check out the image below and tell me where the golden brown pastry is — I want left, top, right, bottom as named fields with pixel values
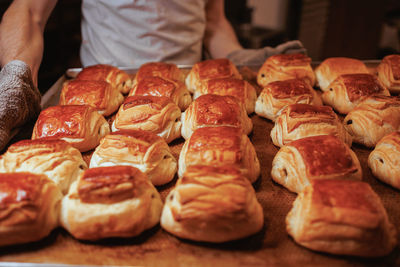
left=314, top=57, right=369, bottom=91
left=368, top=131, right=400, bottom=189
left=181, top=94, right=253, bottom=140
left=255, top=78, right=322, bottom=121
left=321, top=73, right=390, bottom=114
left=193, top=77, right=257, bottom=114
left=344, top=95, right=400, bottom=147
left=59, top=79, right=124, bottom=116
left=185, top=58, right=242, bottom=93
left=129, top=76, right=192, bottom=111
left=377, top=54, right=400, bottom=94
left=257, top=53, right=315, bottom=87
left=134, top=62, right=185, bottom=84
left=90, top=130, right=177, bottom=186
left=76, top=64, right=133, bottom=94
left=178, top=126, right=260, bottom=183
left=271, top=104, right=352, bottom=147
left=112, top=95, right=181, bottom=143
left=0, top=172, right=62, bottom=247
left=32, top=105, right=110, bottom=152
left=161, top=165, right=264, bottom=243
left=60, top=166, right=163, bottom=241
left=286, top=179, right=397, bottom=257
left=0, top=139, right=87, bottom=194
left=271, top=135, right=362, bottom=193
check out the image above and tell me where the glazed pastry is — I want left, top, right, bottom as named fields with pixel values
left=161, top=165, right=264, bottom=243
left=344, top=95, right=400, bottom=147
left=377, top=54, right=400, bottom=94
left=76, top=64, right=133, bottom=94
left=112, top=95, right=182, bottom=143
left=368, top=131, right=400, bottom=189
left=134, top=62, right=185, bottom=84
left=0, top=139, right=87, bottom=194
left=321, top=73, right=390, bottom=114
left=90, top=130, right=177, bottom=186
left=314, top=57, right=369, bottom=91
left=32, top=105, right=110, bottom=152
left=286, top=179, right=397, bottom=257
left=193, top=77, right=257, bottom=114
left=129, top=76, right=192, bottom=111
left=178, top=126, right=260, bottom=183
left=59, top=79, right=124, bottom=116
left=185, top=58, right=242, bottom=93
left=181, top=94, right=253, bottom=140
left=255, top=78, right=322, bottom=121
left=271, top=104, right=352, bottom=147
left=60, top=166, right=163, bottom=241
left=271, top=135, right=362, bottom=193
left=0, top=172, right=62, bottom=247
left=257, top=53, right=315, bottom=87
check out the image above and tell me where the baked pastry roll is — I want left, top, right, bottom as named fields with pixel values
left=377, top=54, right=400, bottom=93
left=0, top=139, right=87, bottom=194
left=0, top=172, right=62, bottom=247
left=193, top=77, right=257, bottom=114
left=129, top=76, right=192, bottom=111
left=185, top=58, right=242, bottom=93
left=90, top=130, right=177, bottom=186
left=344, top=95, right=400, bottom=147
left=161, top=165, right=264, bottom=243
left=134, top=62, right=185, bottom=84
left=59, top=79, right=124, bottom=116
left=178, top=126, right=260, bottom=183
left=368, top=131, right=400, bottom=189
left=181, top=94, right=253, bottom=140
left=321, top=73, right=390, bottom=114
left=76, top=64, right=132, bottom=94
left=286, top=179, right=397, bottom=257
left=112, top=95, right=181, bottom=143
left=314, top=57, right=369, bottom=91
left=271, top=104, right=352, bottom=147
left=60, top=166, right=163, bottom=241
left=32, top=105, right=110, bottom=152
left=271, top=135, right=362, bottom=193
left=255, top=78, right=322, bottom=121
left=257, top=53, right=315, bottom=87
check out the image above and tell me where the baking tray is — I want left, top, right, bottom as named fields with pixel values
left=1, top=62, right=399, bottom=266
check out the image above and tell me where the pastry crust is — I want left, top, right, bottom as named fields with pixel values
left=32, top=105, right=110, bottom=152
left=178, top=126, right=260, bottom=183
left=322, top=73, right=390, bottom=114
left=60, top=166, right=163, bottom=241
left=344, top=95, right=400, bottom=147
left=286, top=179, right=397, bottom=257
left=368, top=131, right=400, bottom=189
left=90, top=130, right=177, bottom=186
left=255, top=78, right=322, bottom=121
left=181, top=94, right=253, bottom=140
left=112, top=95, right=182, bottom=143
left=257, top=53, right=315, bottom=87
left=59, top=79, right=124, bottom=116
left=134, top=62, right=186, bottom=84
left=271, top=135, right=362, bottom=193
left=271, top=104, right=352, bottom=147
left=377, top=54, right=400, bottom=93
left=314, top=57, right=369, bottom=91
left=161, top=165, right=264, bottom=243
left=0, top=172, right=62, bottom=247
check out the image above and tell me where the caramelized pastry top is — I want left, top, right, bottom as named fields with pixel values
left=7, top=139, right=72, bottom=154
left=135, top=76, right=176, bottom=98
left=61, top=80, right=110, bottom=106
left=76, top=64, right=126, bottom=82
left=102, top=130, right=163, bottom=153
left=206, top=78, right=246, bottom=102
left=197, top=58, right=235, bottom=80
left=135, top=62, right=180, bottom=82
left=382, top=54, right=400, bottom=80
left=339, top=74, right=386, bottom=102
left=285, top=104, right=336, bottom=132
left=195, top=94, right=241, bottom=126
left=320, top=57, right=368, bottom=74
left=267, top=53, right=311, bottom=67
left=268, top=79, right=313, bottom=99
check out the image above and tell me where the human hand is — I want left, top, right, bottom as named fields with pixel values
left=0, top=60, right=41, bottom=150
left=226, top=40, right=307, bottom=66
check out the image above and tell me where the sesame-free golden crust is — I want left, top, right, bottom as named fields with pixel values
left=134, top=76, right=176, bottom=98
left=269, top=79, right=313, bottom=99
left=135, top=62, right=184, bottom=83
left=267, top=53, right=312, bottom=67
left=60, top=80, right=108, bottom=108
left=286, top=104, right=337, bottom=132
left=339, top=74, right=387, bottom=102
left=197, top=58, right=237, bottom=80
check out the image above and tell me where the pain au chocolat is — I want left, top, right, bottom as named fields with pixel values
left=286, top=179, right=397, bottom=257
left=60, top=166, right=163, bottom=241
left=178, top=126, right=260, bottom=183
left=32, top=105, right=110, bottom=152
left=271, top=135, right=362, bottom=193
left=134, top=62, right=186, bottom=84
left=90, top=130, right=177, bottom=186
left=377, top=54, right=400, bottom=94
